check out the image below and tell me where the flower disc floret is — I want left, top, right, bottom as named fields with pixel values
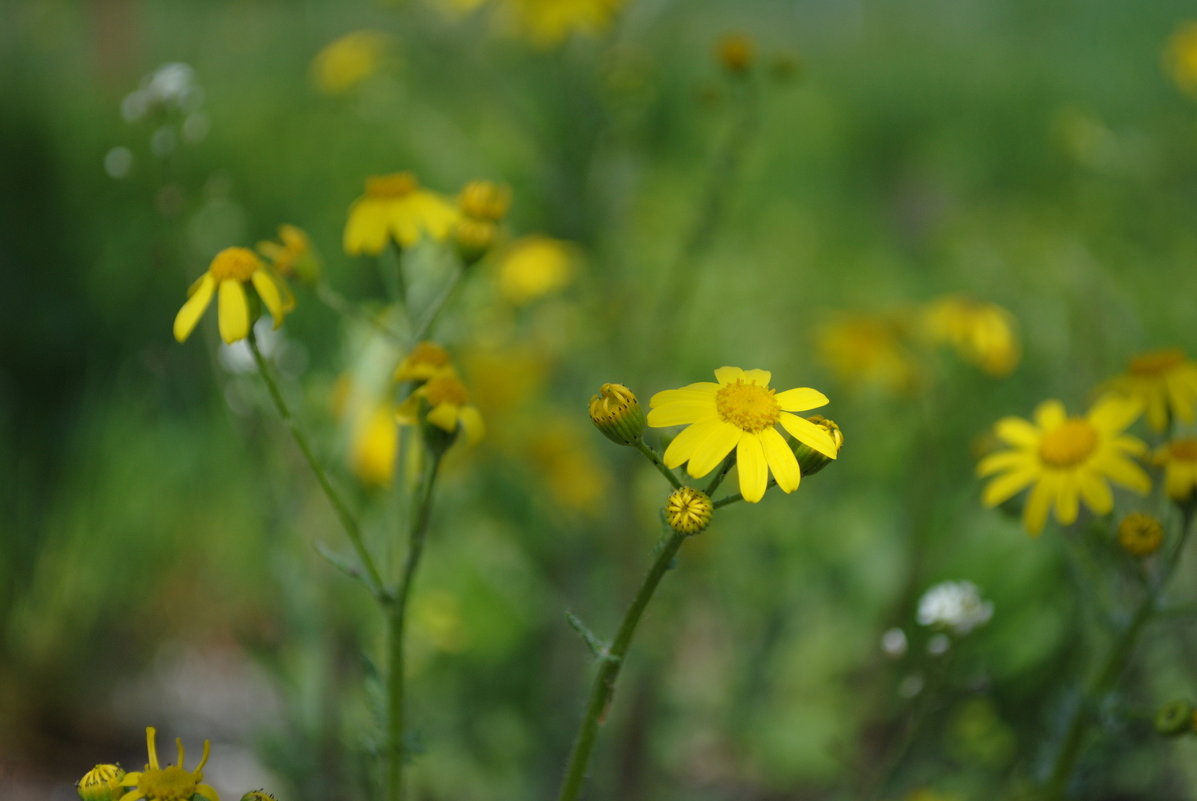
left=367, top=172, right=418, bottom=198
left=648, top=366, right=837, bottom=503
left=118, top=727, right=219, bottom=801
left=978, top=396, right=1150, bottom=536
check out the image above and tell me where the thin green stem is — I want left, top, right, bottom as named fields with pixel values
left=1041, top=507, right=1194, bottom=799
left=385, top=449, right=444, bottom=801
left=633, top=439, right=682, bottom=490
left=314, top=283, right=408, bottom=344
left=557, top=528, right=689, bottom=801
left=411, top=269, right=464, bottom=343
left=703, top=456, right=734, bottom=496
left=713, top=493, right=744, bottom=509
left=248, top=334, right=387, bottom=599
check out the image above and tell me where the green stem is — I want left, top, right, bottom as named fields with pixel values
left=557, top=528, right=689, bottom=801
left=248, top=334, right=387, bottom=599
left=633, top=439, right=682, bottom=490
left=385, top=449, right=444, bottom=801
left=703, top=456, right=734, bottom=496
left=1041, top=507, right=1194, bottom=799
left=314, top=283, right=408, bottom=344
left=411, top=270, right=464, bottom=343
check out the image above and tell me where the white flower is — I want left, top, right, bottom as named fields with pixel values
left=916, top=580, right=993, bottom=636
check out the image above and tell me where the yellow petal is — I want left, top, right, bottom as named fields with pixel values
left=1034, top=400, right=1067, bottom=430
left=1088, top=394, right=1141, bottom=432
left=739, top=368, right=773, bottom=386
left=344, top=198, right=390, bottom=255
left=1077, top=473, right=1114, bottom=515
left=426, top=402, right=459, bottom=432
left=1098, top=455, right=1151, bottom=494
left=977, top=450, right=1030, bottom=478
left=1054, top=473, right=1079, bottom=526
left=686, top=421, right=743, bottom=477
left=251, top=270, right=287, bottom=325
left=994, top=417, right=1038, bottom=447
left=714, top=366, right=746, bottom=385
left=662, top=420, right=724, bottom=470
left=981, top=467, right=1036, bottom=507
left=735, top=435, right=768, bottom=502
left=458, top=405, right=485, bottom=445
left=778, top=413, right=838, bottom=459
left=173, top=273, right=215, bottom=342
left=759, top=428, right=800, bottom=493
left=649, top=386, right=717, bottom=408
left=774, top=387, right=829, bottom=412
left=646, top=401, right=718, bottom=427
left=217, top=279, right=250, bottom=344
left=1022, top=476, right=1054, bottom=536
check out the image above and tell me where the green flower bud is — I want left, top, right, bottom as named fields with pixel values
left=1154, top=699, right=1194, bottom=737
left=664, top=487, right=713, bottom=535
left=589, top=383, right=646, bottom=445
left=792, top=415, right=843, bottom=476
left=76, top=764, right=125, bottom=801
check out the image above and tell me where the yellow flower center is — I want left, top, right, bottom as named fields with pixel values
left=424, top=374, right=469, bottom=406
left=1118, top=512, right=1164, bottom=557
left=1038, top=419, right=1098, bottom=467
left=135, top=765, right=201, bottom=801
left=208, top=247, right=260, bottom=282
left=716, top=380, right=780, bottom=433
left=366, top=172, right=418, bottom=198
left=1169, top=438, right=1197, bottom=461
left=1129, top=348, right=1185, bottom=376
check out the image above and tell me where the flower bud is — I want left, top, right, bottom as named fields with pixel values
left=792, top=416, right=843, bottom=476
left=588, top=383, right=645, bottom=445
left=454, top=217, right=500, bottom=266
left=459, top=180, right=511, bottom=222
left=1155, top=699, right=1194, bottom=737
left=241, top=792, right=279, bottom=801
left=1117, top=512, right=1164, bottom=558
left=716, top=33, right=755, bottom=75
left=664, top=487, right=714, bottom=535
left=76, top=764, right=126, bottom=801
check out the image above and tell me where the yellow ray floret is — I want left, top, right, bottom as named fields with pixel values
left=174, top=247, right=295, bottom=345
left=118, top=727, right=220, bottom=801
left=1104, top=348, right=1197, bottom=432
left=648, top=366, right=837, bottom=503
left=344, top=172, right=458, bottom=255
left=977, top=396, right=1150, bottom=536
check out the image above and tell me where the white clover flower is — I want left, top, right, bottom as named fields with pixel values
left=916, top=580, right=993, bottom=636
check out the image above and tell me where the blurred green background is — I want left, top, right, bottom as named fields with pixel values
left=3, top=0, right=1197, bottom=799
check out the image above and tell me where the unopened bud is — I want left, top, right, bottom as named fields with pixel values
left=77, top=765, right=125, bottom=801
left=664, top=487, right=714, bottom=535
left=588, top=383, right=645, bottom=445
left=1155, top=699, right=1194, bottom=737
left=1117, top=512, right=1164, bottom=558
left=792, top=416, right=843, bottom=476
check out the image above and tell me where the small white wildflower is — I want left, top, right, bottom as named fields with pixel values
left=916, top=580, right=993, bottom=636
left=880, top=627, right=908, bottom=658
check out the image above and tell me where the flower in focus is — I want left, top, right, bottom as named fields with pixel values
left=916, top=580, right=993, bottom=636
left=1156, top=437, right=1197, bottom=503
left=504, top=0, right=626, bottom=48
left=1165, top=21, right=1197, bottom=96
left=310, top=30, right=392, bottom=95
left=1117, top=512, right=1164, bottom=557
left=1104, top=348, right=1197, bottom=432
left=648, top=366, right=837, bottom=503
left=664, top=486, right=714, bottom=534
left=344, top=172, right=459, bottom=255
left=174, top=247, right=295, bottom=344
left=921, top=294, right=1020, bottom=377
left=588, top=383, right=645, bottom=445
left=494, top=235, right=578, bottom=305
left=816, top=313, right=920, bottom=394
left=119, top=727, right=219, bottom=801
left=257, top=224, right=320, bottom=284
left=77, top=764, right=125, bottom=801
left=977, top=397, right=1150, bottom=536
left=398, top=369, right=485, bottom=447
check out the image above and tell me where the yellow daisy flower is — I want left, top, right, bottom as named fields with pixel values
left=174, top=247, right=295, bottom=345
left=978, top=397, right=1150, bottom=536
left=257, top=223, right=319, bottom=284
left=398, top=369, right=485, bottom=446
left=310, top=30, right=391, bottom=95
left=494, top=235, right=578, bottom=305
left=351, top=404, right=399, bottom=488
left=505, top=0, right=625, bottom=48
left=118, top=727, right=219, bottom=801
left=647, top=366, right=838, bottom=503
left=1156, top=437, right=1197, bottom=502
left=1105, top=348, right=1197, bottom=432
left=343, top=172, right=459, bottom=256
left=815, top=312, right=920, bottom=394
left=921, top=294, right=1020, bottom=377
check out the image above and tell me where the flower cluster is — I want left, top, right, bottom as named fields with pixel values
left=396, top=341, right=485, bottom=452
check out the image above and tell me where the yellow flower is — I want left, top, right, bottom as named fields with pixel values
left=344, top=172, right=459, bottom=256
left=588, top=383, right=645, bottom=445
left=174, top=247, right=295, bottom=345
left=118, top=727, right=219, bottom=801
left=715, top=33, right=755, bottom=74
left=921, top=294, right=1020, bottom=376
left=664, top=486, right=714, bottom=534
left=647, top=366, right=838, bottom=503
left=1165, top=21, right=1197, bottom=96
left=1104, top=348, right=1197, bottom=431
left=77, top=764, right=125, bottom=801
left=495, top=235, right=577, bottom=305
left=526, top=417, right=610, bottom=514
left=395, top=341, right=453, bottom=382
left=257, top=223, right=319, bottom=284
left=978, top=397, right=1150, bottom=536
left=398, top=369, right=485, bottom=446
left=351, top=404, right=399, bottom=488
left=504, top=0, right=625, bottom=48
left=815, top=313, right=920, bottom=394
left=310, top=30, right=391, bottom=95
left=459, top=180, right=512, bottom=222
left=1156, top=437, right=1197, bottom=502
left=1117, top=512, right=1164, bottom=557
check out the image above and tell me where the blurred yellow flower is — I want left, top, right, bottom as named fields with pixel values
left=344, top=172, right=459, bottom=255
left=527, top=417, right=609, bottom=514
left=715, top=33, right=755, bottom=75
left=648, top=366, right=837, bottom=503
left=1156, top=437, right=1197, bottom=502
left=1105, top=348, right=1197, bottom=432
left=921, top=294, right=1020, bottom=376
left=257, top=223, right=319, bottom=284
left=978, top=397, right=1149, bottom=536
left=816, top=313, right=920, bottom=394
left=119, top=727, right=219, bottom=801
left=495, top=235, right=577, bottom=304
left=459, top=180, right=512, bottom=221
left=395, top=341, right=453, bottom=382
left=1117, top=512, right=1164, bottom=557
left=506, top=0, right=626, bottom=48
left=398, top=369, right=485, bottom=446
left=310, top=30, right=392, bottom=95
left=174, top=247, right=294, bottom=344
left=351, top=404, right=399, bottom=488
left=1165, top=21, right=1197, bottom=96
